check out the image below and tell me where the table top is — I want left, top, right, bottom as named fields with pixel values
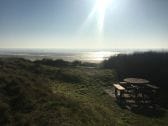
left=124, top=78, right=150, bottom=84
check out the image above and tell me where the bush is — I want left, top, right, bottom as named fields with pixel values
left=34, top=59, right=70, bottom=67
left=102, top=51, right=168, bottom=106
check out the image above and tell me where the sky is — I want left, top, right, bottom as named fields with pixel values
left=0, top=0, right=168, bottom=49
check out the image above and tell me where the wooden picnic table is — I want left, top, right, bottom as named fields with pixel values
left=123, top=78, right=150, bottom=94
left=114, top=78, right=159, bottom=107
left=123, top=78, right=159, bottom=104
left=124, top=78, right=150, bottom=85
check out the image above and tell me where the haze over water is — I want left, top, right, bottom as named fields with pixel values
left=0, top=48, right=163, bottom=63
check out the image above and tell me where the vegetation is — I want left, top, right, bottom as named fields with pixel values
left=0, top=56, right=168, bottom=126
left=34, top=59, right=98, bottom=67
left=102, top=51, right=168, bottom=107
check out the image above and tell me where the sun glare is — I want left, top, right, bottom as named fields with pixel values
left=96, top=0, right=111, bottom=33
left=79, top=0, right=112, bottom=36
left=96, top=0, right=111, bottom=12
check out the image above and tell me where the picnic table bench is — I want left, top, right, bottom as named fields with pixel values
left=113, top=84, right=125, bottom=99
left=146, top=84, right=159, bottom=90
left=142, top=84, right=159, bottom=103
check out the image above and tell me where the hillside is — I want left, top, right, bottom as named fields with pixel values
left=0, top=58, right=168, bottom=126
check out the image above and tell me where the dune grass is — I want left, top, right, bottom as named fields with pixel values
left=0, top=57, right=168, bottom=126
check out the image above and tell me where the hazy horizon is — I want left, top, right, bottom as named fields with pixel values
left=0, top=47, right=167, bottom=63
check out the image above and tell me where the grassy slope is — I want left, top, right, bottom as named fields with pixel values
left=0, top=58, right=168, bottom=126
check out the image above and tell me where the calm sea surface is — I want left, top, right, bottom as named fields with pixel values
left=0, top=49, right=149, bottom=63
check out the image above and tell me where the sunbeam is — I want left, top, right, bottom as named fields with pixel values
left=79, top=0, right=112, bottom=35
left=96, top=0, right=111, bottom=33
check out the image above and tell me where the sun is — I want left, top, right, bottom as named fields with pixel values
left=96, top=0, right=111, bottom=12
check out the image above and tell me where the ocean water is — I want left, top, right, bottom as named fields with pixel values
left=0, top=49, right=143, bottom=63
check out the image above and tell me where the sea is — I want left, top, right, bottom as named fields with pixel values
left=0, top=48, right=161, bottom=63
